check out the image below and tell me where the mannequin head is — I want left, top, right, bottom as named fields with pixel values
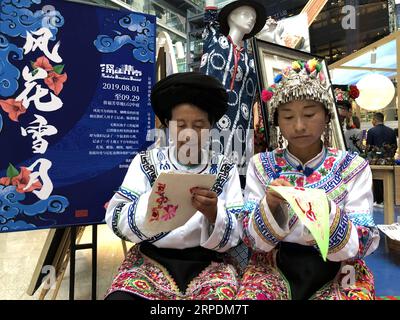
left=218, top=0, right=267, bottom=42
left=227, top=5, right=257, bottom=36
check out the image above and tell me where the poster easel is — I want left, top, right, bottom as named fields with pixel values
left=27, top=225, right=96, bottom=300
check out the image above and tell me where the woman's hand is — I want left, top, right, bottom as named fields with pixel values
left=266, top=178, right=292, bottom=214
left=191, top=187, right=218, bottom=223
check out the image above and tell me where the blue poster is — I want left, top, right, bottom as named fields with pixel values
left=0, top=0, right=156, bottom=232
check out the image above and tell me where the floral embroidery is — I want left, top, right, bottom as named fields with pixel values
left=238, top=251, right=375, bottom=300
left=217, top=287, right=235, bottom=299
left=296, top=176, right=304, bottom=187
left=160, top=204, right=178, bottom=221
left=106, top=245, right=239, bottom=300
left=276, top=157, right=287, bottom=167
left=323, top=157, right=336, bottom=170
left=150, top=183, right=179, bottom=222
left=256, top=293, right=270, bottom=300
left=327, top=148, right=339, bottom=156
left=273, top=165, right=282, bottom=179
left=134, top=279, right=150, bottom=290
left=150, top=208, right=161, bottom=222
left=318, top=168, right=329, bottom=176
left=279, top=176, right=290, bottom=183
left=306, top=171, right=322, bottom=184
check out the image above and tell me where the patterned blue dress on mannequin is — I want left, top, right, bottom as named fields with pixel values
left=199, top=7, right=257, bottom=273
left=200, top=8, right=256, bottom=184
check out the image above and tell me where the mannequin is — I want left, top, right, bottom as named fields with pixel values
left=201, top=0, right=266, bottom=187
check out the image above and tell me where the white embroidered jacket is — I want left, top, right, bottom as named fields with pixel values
left=106, top=147, right=243, bottom=252
left=240, top=147, right=380, bottom=261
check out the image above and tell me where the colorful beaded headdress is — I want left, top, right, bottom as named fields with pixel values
left=334, top=85, right=360, bottom=110
left=261, top=58, right=335, bottom=149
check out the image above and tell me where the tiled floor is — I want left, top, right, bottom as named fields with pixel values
left=0, top=207, right=399, bottom=300
left=0, top=225, right=133, bottom=300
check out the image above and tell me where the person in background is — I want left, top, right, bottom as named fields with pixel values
left=334, top=85, right=359, bottom=131
left=366, top=112, right=397, bottom=206
left=344, top=116, right=363, bottom=153
left=367, top=112, right=397, bottom=150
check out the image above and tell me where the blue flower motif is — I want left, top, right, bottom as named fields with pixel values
left=273, top=165, right=282, bottom=179
left=296, top=165, right=314, bottom=177
left=274, top=73, right=283, bottom=83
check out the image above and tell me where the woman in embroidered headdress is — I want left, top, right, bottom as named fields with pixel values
left=333, top=85, right=365, bottom=154
left=237, top=59, right=380, bottom=300
left=334, top=85, right=360, bottom=130
left=104, top=72, right=243, bottom=300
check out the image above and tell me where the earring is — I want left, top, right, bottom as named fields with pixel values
left=278, top=132, right=284, bottom=149
left=324, top=123, right=331, bottom=148
left=167, top=130, right=173, bottom=146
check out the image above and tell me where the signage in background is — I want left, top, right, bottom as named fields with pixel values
left=257, top=13, right=311, bottom=53
left=0, top=0, right=156, bottom=232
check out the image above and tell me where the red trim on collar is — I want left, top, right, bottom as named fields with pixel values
left=227, top=35, right=244, bottom=51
